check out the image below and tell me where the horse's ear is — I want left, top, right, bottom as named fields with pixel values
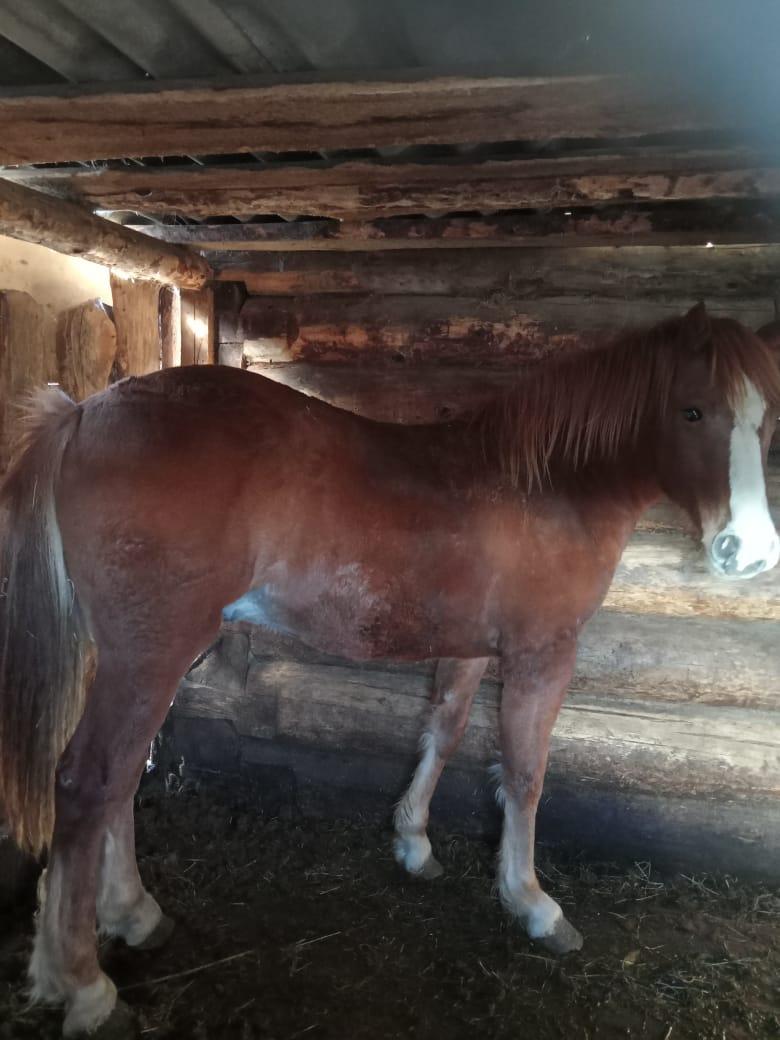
left=681, top=302, right=711, bottom=347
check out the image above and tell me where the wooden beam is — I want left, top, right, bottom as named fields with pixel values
left=35, top=151, right=780, bottom=221
left=0, top=178, right=212, bottom=289
left=237, top=295, right=775, bottom=365
left=126, top=204, right=780, bottom=252
left=217, top=244, right=780, bottom=299
left=0, top=71, right=743, bottom=165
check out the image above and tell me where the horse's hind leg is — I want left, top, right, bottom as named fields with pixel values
left=30, top=641, right=205, bottom=1038
left=394, top=657, right=487, bottom=878
left=96, top=788, right=173, bottom=951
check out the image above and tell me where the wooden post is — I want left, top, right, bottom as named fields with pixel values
left=0, top=178, right=211, bottom=290
left=180, top=286, right=215, bottom=365
left=0, top=290, right=56, bottom=467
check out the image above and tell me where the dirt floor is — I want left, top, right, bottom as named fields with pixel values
left=1, top=776, right=778, bottom=1040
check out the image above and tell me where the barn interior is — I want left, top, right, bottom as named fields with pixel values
left=0, top=3, right=778, bottom=1038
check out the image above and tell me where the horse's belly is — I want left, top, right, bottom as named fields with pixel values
left=221, top=577, right=496, bottom=661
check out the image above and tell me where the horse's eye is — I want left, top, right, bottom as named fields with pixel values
left=682, top=407, right=703, bottom=422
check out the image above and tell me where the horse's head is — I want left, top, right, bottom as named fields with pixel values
left=654, top=304, right=780, bottom=580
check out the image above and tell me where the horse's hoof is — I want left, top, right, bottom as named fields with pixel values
left=130, top=913, right=175, bottom=952
left=535, top=916, right=583, bottom=955
left=413, top=855, right=444, bottom=880
left=84, top=1000, right=139, bottom=1039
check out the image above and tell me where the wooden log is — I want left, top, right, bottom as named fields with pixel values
left=0, top=72, right=743, bottom=166
left=180, top=286, right=216, bottom=366
left=125, top=205, right=780, bottom=251
left=175, top=655, right=780, bottom=801
left=55, top=298, right=117, bottom=400
left=234, top=605, right=780, bottom=712
left=109, top=275, right=162, bottom=377
left=0, top=289, right=56, bottom=467
left=40, top=151, right=780, bottom=221
left=0, top=178, right=211, bottom=290
left=219, top=244, right=780, bottom=299
left=607, top=531, right=779, bottom=621
left=238, top=295, right=775, bottom=365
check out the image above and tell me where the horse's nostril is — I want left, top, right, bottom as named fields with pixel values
left=712, top=532, right=740, bottom=562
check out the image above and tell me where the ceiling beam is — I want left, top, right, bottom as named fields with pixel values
left=214, top=244, right=780, bottom=299
left=26, top=150, right=780, bottom=221
left=0, top=69, right=747, bottom=165
left=123, top=204, right=780, bottom=252
left=0, top=178, right=212, bottom=289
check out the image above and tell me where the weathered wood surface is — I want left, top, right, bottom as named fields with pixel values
left=176, top=622, right=780, bottom=802
left=0, top=290, right=55, bottom=467
left=55, top=298, right=117, bottom=400
left=127, top=205, right=780, bottom=252
left=219, top=245, right=780, bottom=299
left=606, top=533, right=780, bottom=621
left=0, top=72, right=743, bottom=165
left=109, top=276, right=162, bottom=378
left=159, top=286, right=181, bottom=369
left=42, top=151, right=780, bottom=221
left=0, top=178, right=211, bottom=290
left=238, top=295, right=775, bottom=365
left=180, top=286, right=216, bottom=366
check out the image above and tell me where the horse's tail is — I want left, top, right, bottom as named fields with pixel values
left=0, top=388, right=90, bottom=856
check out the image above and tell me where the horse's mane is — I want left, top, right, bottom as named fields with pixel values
left=478, top=310, right=780, bottom=491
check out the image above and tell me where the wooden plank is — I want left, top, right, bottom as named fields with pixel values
left=40, top=150, right=780, bottom=220
left=109, top=275, right=162, bottom=377
left=0, top=290, right=56, bottom=467
left=55, top=298, right=117, bottom=400
left=238, top=295, right=775, bottom=365
left=176, top=659, right=780, bottom=801
left=180, top=286, right=215, bottom=365
left=218, top=244, right=780, bottom=299
left=0, top=179, right=212, bottom=290
left=0, top=71, right=744, bottom=166
left=125, top=204, right=780, bottom=251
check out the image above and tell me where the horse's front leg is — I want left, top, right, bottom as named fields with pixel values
left=497, top=638, right=583, bottom=954
left=394, top=657, right=488, bottom=877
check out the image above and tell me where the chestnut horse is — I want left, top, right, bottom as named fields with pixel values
left=0, top=304, right=778, bottom=1038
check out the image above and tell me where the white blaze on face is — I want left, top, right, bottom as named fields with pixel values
left=708, top=379, right=780, bottom=578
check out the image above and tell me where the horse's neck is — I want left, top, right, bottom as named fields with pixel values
left=563, top=447, right=664, bottom=540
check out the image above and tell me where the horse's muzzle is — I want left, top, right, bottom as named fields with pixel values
left=709, top=527, right=780, bottom=579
